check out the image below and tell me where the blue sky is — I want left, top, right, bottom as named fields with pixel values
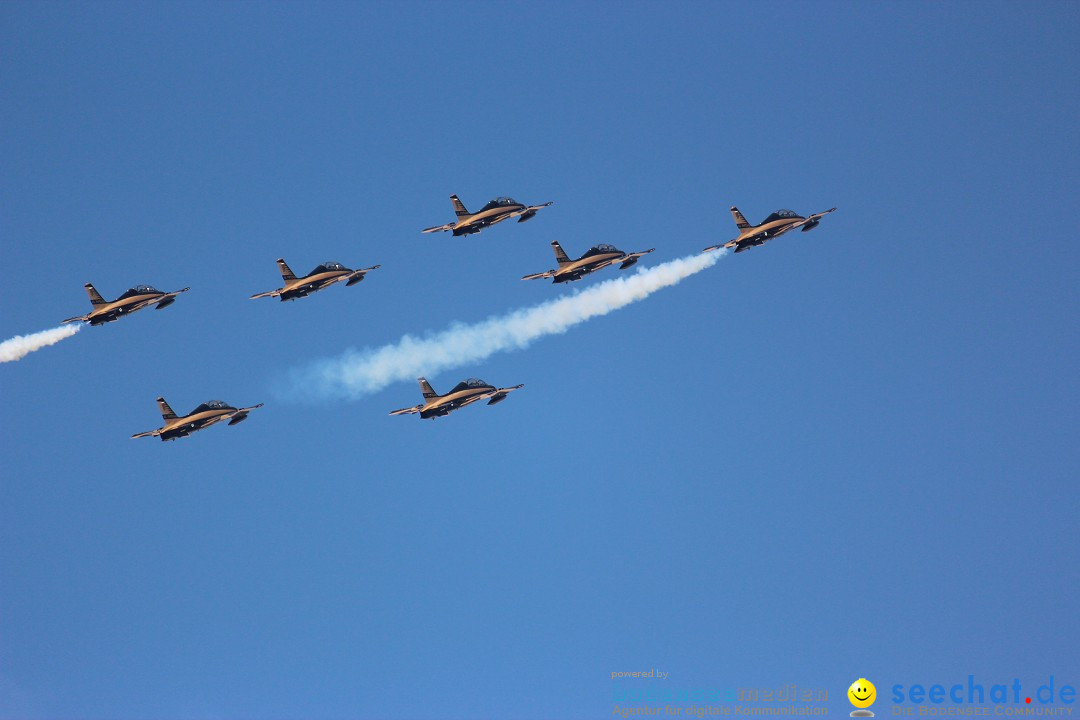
left=1, top=2, right=1077, bottom=718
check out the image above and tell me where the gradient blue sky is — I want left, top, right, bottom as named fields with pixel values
left=2, top=2, right=1077, bottom=718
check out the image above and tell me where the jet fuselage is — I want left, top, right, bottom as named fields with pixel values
left=390, top=378, right=524, bottom=419
left=64, top=284, right=188, bottom=325
left=422, top=195, right=552, bottom=236
left=523, top=241, right=654, bottom=283
left=159, top=405, right=242, bottom=441
left=418, top=384, right=499, bottom=418
left=132, top=398, right=263, bottom=441
left=279, top=268, right=358, bottom=301
left=553, top=249, right=639, bottom=283
left=250, top=260, right=380, bottom=302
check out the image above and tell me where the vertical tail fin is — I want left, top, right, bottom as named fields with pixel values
left=730, top=206, right=752, bottom=231
left=276, top=258, right=297, bottom=282
left=418, top=377, right=439, bottom=399
left=450, top=195, right=471, bottom=218
left=551, top=240, right=572, bottom=266
left=84, top=283, right=107, bottom=305
left=156, top=397, right=178, bottom=421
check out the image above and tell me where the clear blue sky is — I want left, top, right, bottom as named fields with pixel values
left=2, top=2, right=1077, bottom=718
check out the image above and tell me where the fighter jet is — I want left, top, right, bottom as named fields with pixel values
left=389, top=377, right=524, bottom=419
left=249, top=258, right=380, bottom=301
left=421, top=195, right=552, bottom=236
left=131, top=397, right=264, bottom=441
left=522, top=240, right=655, bottom=283
left=704, top=206, right=837, bottom=253
left=62, top=283, right=189, bottom=325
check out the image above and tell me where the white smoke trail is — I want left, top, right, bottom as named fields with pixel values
left=284, top=249, right=726, bottom=401
left=0, top=324, right=82, bottom=363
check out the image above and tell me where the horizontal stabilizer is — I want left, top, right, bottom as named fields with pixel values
left=703, top=240, right=738, bottom=253
left=61, top=314, right=89, bottom=324
left=131, top=429, right=161, bottom=439
left=249, top=289, right=283, bottom=299
left=421, top=223, right=455, bottom=234
left=389, top=406, right=421, bottom=416
left=521, top=270, right=557, bottom=281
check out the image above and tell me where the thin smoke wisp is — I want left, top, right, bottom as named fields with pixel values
left=0, top=324, right=82, bottom=363
left=283, top=249, right=726, bottom=401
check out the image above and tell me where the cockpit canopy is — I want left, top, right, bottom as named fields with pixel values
left=480, top=197, right=520, bottom=211
left=120, top=285, right=161, bottom=299
left=193, top=399, right=233, bottom=413
left=588, top=243, right=620, bottom=255
left=763, top=209, right=801, bottom=223
left=312, top=261, right=346, bottom=273
left=450, top=377, right=491, bottom=392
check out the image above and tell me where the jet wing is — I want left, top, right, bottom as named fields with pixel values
left=488, top=384, right=524, bottom=405
left=516, top=201, right=553, bottom=223
left=618, top=248, right=655, bottom=269
left=151, top=287, right=190, bottom=310
left=703, top=240, right=739, bottom=253
left=344, top=265, right=381, bottom=286
left=226, top=403, right=264, bottom=425
left=421, top=223, right=455, bottom=234
left=389, top=405, right=422, bottom=416
left=521, top=269, right=557, bottom=281
left=161, top=287, right=190, bottom=301
left=485, top=213, right=516, bottom=227
left=807, top=207, right=837, bottom=222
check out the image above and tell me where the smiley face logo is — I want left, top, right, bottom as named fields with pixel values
left=848, top=678, right=877, bottom=709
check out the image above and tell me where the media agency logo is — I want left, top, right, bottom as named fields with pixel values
left=849, top=678, right=877, bottom=717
